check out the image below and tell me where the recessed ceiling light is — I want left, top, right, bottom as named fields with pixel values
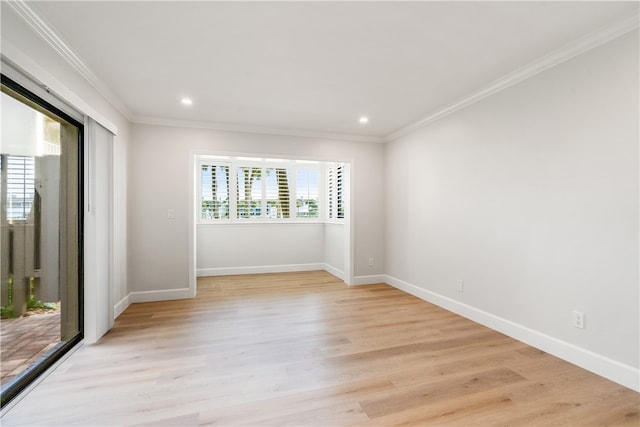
left=359, top=116, right=369, bottom=124
left=181, top=97, right=193, bottom=106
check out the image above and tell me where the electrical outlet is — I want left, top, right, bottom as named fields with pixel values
left=368, top=258, right=374, bottom=267
left=167, top=209, right=175, bottom=219
left=457, top=280, right=464, bottom=293
left=572, top=310, right=585, bottom=329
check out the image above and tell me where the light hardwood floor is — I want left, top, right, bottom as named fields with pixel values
left=2, top=271, right=638, bottom=426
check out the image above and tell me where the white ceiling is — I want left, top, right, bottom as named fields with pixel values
left=15, top=1, right=640, bottom=141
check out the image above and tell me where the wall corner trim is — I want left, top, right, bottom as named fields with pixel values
left=383, top=274, right=640, bottom=392
left=324, top=264, right=346, bottom=282
left=129, top=288, right=192, bottom=304
left=113, top=293, right=131, bottom=319
left=197, top=263, right=326, bottom=277
left=351, top=274, right=387, bottom=286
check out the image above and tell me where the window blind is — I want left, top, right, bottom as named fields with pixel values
left=266, top=167, right=290, bottom=219
left=198, top=156, right=336, bottom=223
left=200, top=164, right=230, bottom=219
left=236, top=166, right=262, bottom=218
left=328, top=166, right=335, bottom=219
left=336, top=164, right=344, bottom=219
left=3, top=155, right=36, bottom=220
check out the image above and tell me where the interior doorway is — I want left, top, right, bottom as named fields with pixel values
left=189, top=153, right=353, bottom=295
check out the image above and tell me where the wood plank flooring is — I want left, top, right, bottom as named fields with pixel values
left=2, top=271, right=638, bottom=426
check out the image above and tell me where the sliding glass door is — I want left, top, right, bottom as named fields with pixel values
left=0, top=75, right=83, bottom=407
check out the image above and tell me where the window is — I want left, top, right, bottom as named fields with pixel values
left=266, top=167, right=290, bottom=218
left=197, top=156, right=345, bottom=223
left=236, top=166, right=262, bottom=218
left=328, top=164, right=336, bottom=220
left=327, top=163, right=345, bottom=220
left=200, top=164, right=229, bottom=220
left=4, top=156, right=35, bottom=221
left=295, top=167, right=319, bottom=219
left=337, top=164, right=344, bottom=219
left=198, top=157, right=307, bottom=222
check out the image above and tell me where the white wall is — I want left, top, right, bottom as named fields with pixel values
left=385, top=30, right=639, bottom=389
left=129, top=123, right=385, bottom=297
left=197, top=223, right=325, bottom=276
left=2, top=4, right=130, bottom=326
left=324, top=223, right=345, bottom=278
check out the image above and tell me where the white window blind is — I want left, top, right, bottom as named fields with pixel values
left=336, top=163, right=344, bottom=219
left=3, top=155, right=36, bottom=220
left=197, top=156, right=337, bottom=223
left=265, top=167, right=290, bottom=219
left=200, top=164, right=230, bottom=220
left=328, top=166, right=335, bottom=219
left=327, top=162, right=344, bottom=221
left=236, top=166, right=262, bottom=219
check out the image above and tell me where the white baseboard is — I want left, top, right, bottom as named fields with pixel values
left=129, top=288, right=192, bottom=303
left=384, top=275, right=640, bottom=392
left=323, top=264, right=345, bottom=281
left=352, top=274, right=387, bottom=286
left=197, top=263, right=325, bottom=277
left=113, top=294, right=130, bottom=319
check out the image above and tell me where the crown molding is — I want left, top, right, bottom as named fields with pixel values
left=385, top=13, right=640, bottom=142
left=132, top=116, right=385, bottom=144
left=1, top=44, right=118, bottom=135
left=8, top=0, right=380, bottom=143
left=6, top=0, right=382, bottom=143
left=6, top=0, right=133, bottom=120
left=8, top=0, right=637, bottom=144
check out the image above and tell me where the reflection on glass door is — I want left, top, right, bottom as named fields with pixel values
left=0, top=75, right=83, bottom=407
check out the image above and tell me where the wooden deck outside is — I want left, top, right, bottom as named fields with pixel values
left=1, top=312, right=60, bottom=386
left=1, top=271, right=638, bottom=426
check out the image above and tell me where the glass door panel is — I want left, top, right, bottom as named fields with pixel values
left=0, top=76, right=83, bottom=407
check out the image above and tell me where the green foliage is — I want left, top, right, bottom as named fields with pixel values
left=26, top=299, right=58, bottom=311
left=26, top=299, right=45, bottom=310
left=296, top=198, right=319, bottom=218
left=0, top=305, right=15, bottom=319
left=2, top=276, right=16, bottom=318
left=7, top=277, right=14, bottom=305
left=26, top=276, right=58, bottom=311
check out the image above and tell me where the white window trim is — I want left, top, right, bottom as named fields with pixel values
left=198, top=155, right=331, bottom=224
left=198, top=159, right=232, bottom=223
left=326, top=162, right=345, bottom=224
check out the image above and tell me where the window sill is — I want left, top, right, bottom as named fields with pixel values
left=197, top=220, right=329, bottom=226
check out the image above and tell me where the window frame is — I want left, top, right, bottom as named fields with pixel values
left=264, top=165, right=293, bottom=220
left=0, top=73, right=85, bottom=409
left=199, top=161, right=232, bottom=221
left=293, top=164, right=321, bottom=221
left=326, top=162, right=345, bottom=224
left=234, top=161, right=265, bottom=221
left=197, top=156, right=327, bottom=224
